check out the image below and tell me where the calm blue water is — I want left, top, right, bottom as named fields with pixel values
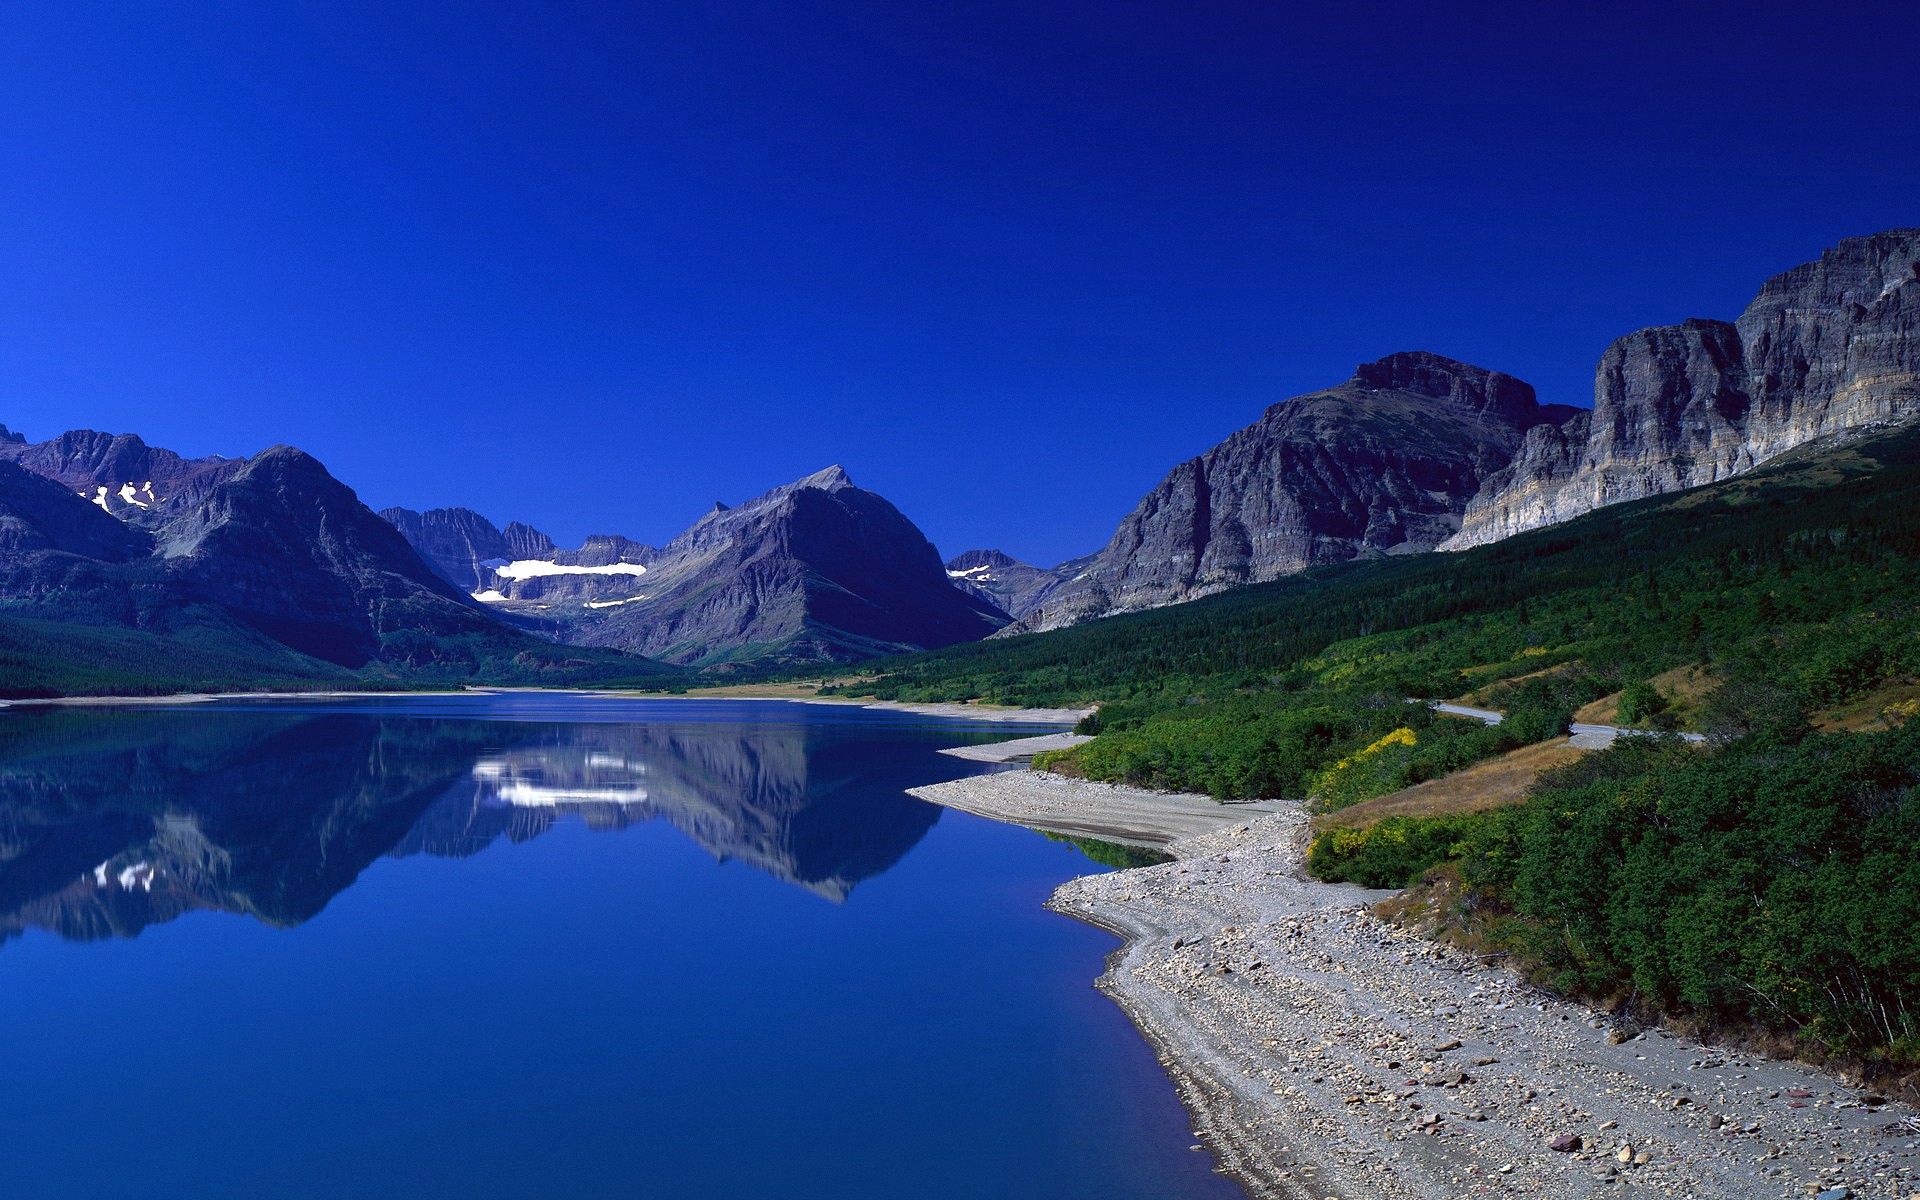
left=0, top=695, right=1243, bottom=1200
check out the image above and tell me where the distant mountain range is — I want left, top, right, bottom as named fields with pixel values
left=0, top=228, right=1913, bottom=688
left=0, top=430, right=613, bottom=688
left=383, top=465, right=1006, bottom=667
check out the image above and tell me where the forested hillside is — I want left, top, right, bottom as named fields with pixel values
left=841, top=423, right=1920, bottom=801
left=846, top=422, right=1920, bottom=1071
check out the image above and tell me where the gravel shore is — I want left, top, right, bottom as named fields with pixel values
left=910, top=771, right=1276, bottom=846
left=939, top=732, right=1094, bottom=762
left=941, top=772, right=1920, bottom=1200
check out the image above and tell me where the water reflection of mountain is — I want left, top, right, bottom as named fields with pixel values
left=0, top=708, right=941, bottom=945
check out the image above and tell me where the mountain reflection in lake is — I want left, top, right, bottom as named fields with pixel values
left=0, top=696, right=1244, bottom=1200
left=0, top=702, right=944, bottom=945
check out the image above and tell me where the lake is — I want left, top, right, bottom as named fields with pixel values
left=0, top=694, right=1244, bottom=1200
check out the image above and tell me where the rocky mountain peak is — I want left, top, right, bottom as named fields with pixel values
left=796, top=464, right=852, bottom=491
left=946, top=549, right=1019, bottom=572
left=1350, top=351, right=1546, bottom=427
left=0, top=424, right=24, bottom=445
left=502, top=521, right=556, bottom=560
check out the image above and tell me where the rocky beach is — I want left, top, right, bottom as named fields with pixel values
left=912, top=771, right=1920, bottom=1200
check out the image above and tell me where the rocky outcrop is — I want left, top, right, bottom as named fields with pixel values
left=1011, top=352, right=1576, bottom=632
left=578, top=466, right=1009, bottom=665
left=943, top=550, right=1062, bottom=619
left=1447, top=229, right=1920, bottom=547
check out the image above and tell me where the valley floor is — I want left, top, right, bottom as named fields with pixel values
left=917, top=771, right=1920, bottom=1200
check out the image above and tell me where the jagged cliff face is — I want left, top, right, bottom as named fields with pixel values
left=1011, top=352, right=1575, bottom=633
left=379, top=506, right=516, bottom=592
left=1447, top=229, right=1920, bottom=548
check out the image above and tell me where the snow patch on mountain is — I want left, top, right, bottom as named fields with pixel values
left=493, top=559, right=648, bottom=580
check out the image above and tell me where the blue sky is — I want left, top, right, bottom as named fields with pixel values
left=2, top=0, right=1914, bottom=564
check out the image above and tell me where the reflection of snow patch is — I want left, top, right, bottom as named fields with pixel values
left=494, top=560, right=647, bottom=580
left=471, top=589, right=509, bottom=603
left=488, top=782, right=650, bottom=806
left=471, top=753, right=650, bottom=807
left=92, top=861, right=156, bottom=890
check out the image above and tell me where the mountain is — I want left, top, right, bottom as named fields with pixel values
left=390, top=466, right=1008, bottom=667
left=377, top=505, right=658, bottom=603
left=1005, top=229, right=1919, bottom=635
left=0, top=429, right=650, bottom=688
left=577, top=466, right=1008, bottom=666
left=0, top=459, right=152, bottom=562
left=943, top=549, right=1076, bottom=620
left=1446, top=228, right=1920, bottom=547
left=0, top=427, right=243, bottom=520
left=1009, top=352, right=1578, bottom=633
left=151, top=446, right=519, bottom=665
left=378, top=506, right=516, bottom=593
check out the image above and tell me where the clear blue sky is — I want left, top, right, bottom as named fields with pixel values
left=3, top=1, right=1915, bottom=565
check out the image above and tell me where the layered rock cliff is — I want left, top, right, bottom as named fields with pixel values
left=1011, top=352, right=1577, bottom=632
left=1446, top=229, right=1920, bottom=547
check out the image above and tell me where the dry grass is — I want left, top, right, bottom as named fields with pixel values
left=1314, top=738, right=1588, bottom=831
left=1813, top=679, right=1920, bottom=733
left=1573, top=663, right=1717, bottom=727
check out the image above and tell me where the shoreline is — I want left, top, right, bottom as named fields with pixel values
left=935, top=768, right=1920, bottom=1200
left=0, top=686, right=1090, bottom=725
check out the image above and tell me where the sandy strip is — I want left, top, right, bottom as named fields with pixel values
left=945, top=771, right=1920, bottom=1200
left=909, top=771, right=1276, bottom=848
left=938, top=732, right=1093, bottom=762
